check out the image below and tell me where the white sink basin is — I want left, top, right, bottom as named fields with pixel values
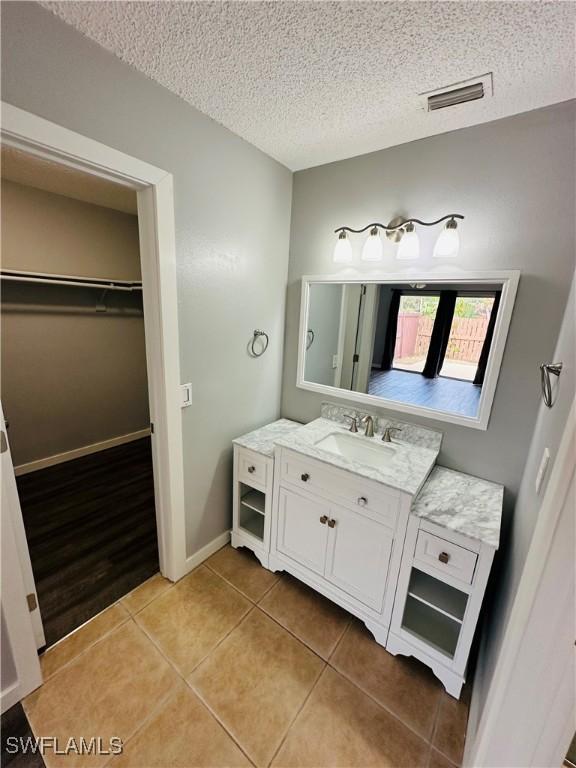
left=315, top=432, right=396, bottom=470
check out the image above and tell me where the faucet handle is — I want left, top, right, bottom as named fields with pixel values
left=382, top=426, right=402, bottom=442
left=343, top=415, right=358, bottom=433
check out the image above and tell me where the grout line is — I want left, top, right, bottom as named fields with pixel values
left=101, top=678, right=186, bottom=767
left=326, top=615, right=353, bottom=662
left=183, top=602, right=256, bottom=677
left=254, top=602, right=336, bottom=664
left=185, top=676, right=257, bottom=768
left=132, top=614, right=194, bottom=681
left=186, top=680, right=257, bottom=767
left=255, top=571, right=284, bottom=604
left=266, top=660, right=327, bottom=768
left=39, top=606, right=132, bottom=682
left=327, top=661, right=436, bottom=748
left=120, top=572, right=174, bottom=616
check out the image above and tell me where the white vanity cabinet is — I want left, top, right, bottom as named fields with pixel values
left=270, top=447, right=411, bottom=644
left=387, top=516, right=496, bottom=698
left=232, top=420, right=302, bottom=568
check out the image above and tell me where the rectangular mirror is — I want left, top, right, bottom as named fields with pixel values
left=298, top=272, right=519, bottom=429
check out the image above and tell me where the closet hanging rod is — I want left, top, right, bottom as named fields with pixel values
left=0, top=269, right=143, bottom=292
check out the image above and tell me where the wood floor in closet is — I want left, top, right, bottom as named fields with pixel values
left=17, top=438, right=159, bottom=648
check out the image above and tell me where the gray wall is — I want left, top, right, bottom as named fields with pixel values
left=1, top=2, right=292, bottom=556
left=282, top=101, right=576, bottom=512
left=1, top=180, right=149, bottom=467
left=468, top=272, right=575, bottom=750
left=304, top=283, right=342, bottom=386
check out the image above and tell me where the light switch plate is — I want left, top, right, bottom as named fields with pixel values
left=180, top=383, right=192, bottom=408
left=535, top=447, right=550, bottom=494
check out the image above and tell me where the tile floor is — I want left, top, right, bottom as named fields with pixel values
left=24, top=545, right=470, bottom=768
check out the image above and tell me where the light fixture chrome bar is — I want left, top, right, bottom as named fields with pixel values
left=0, top=269, right=142, bottom=292
left=334, top=214, right=464, bottom=235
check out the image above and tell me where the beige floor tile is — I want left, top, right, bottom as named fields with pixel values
left=121, top=573, right=172, bottom=615
left=40, top=604, right=129, bottom=680
left=259, top=575, right=351, bottom=659
left=432, top=690, right=470, bottom=766
left=272, top=666, right=429, bottom=768
left=190, top=608, right=324, bottom=768
left=24, top=621, right=179, bottom=768
left=331, top=621, right=442, bottom=739
left=205, top=544, right=279, bottom=602
left=135, top=565, right=251, bottom=675
left=429, top=748, right=459, bottom=768
left=111, top=684, right=251, bottom=767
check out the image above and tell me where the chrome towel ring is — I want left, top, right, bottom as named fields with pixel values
left=306, top=329, right=315, bottom=350
left=250, top=329, right=269, bottom=357
left=540, top=362, right=563, bottom=407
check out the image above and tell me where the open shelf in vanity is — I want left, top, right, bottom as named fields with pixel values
left=238, top=484, right=266, bottom=541
left=402, top=568, right=469, bottom=659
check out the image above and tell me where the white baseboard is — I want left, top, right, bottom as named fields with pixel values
left=181, top=530, right=231, bottom=578
left=14, top=429, right=151, bottom=476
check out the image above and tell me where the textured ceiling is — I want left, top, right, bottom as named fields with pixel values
left=42, top=1, right=575, bottom=170
left=1, top=146, right=138, bottom=213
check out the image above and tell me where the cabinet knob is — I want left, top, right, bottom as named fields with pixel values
left=438, top=551, right=450, bottom=564
left=301, top=473, right=310, bottom=482
left=319, top=515, right=328, bottom=525
left=247, top=466, right=256, bottom=474
left=328, top=518, right=336, bottom=528
left=357, top=496, right=367, bottom=506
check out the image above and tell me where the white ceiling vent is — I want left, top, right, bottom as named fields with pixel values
left=420, top=73, right=493, bottom=112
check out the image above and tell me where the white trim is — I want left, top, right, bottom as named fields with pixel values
left=1, top=446, right=43, bottom=712
left=14, top=429, right=152, bottom=476
left=467, top=396, right=576, bottom=766
left=296, top=271, right=520, bottom=430
left=1, top=102, right=187, bottom=584
left=183, top=530, right=231, bottom=576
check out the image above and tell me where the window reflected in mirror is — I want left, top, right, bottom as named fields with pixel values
left=301, top=278, right=513, bottom=425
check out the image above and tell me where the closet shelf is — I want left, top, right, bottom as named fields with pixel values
left=0, top=269, right=143, bottom=292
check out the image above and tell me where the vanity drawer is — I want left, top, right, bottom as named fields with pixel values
left=415, top=530, right=477, bottom=584
left=237, top=448, right=268, bottom=489
left=279, top=449, right=400, bottom=529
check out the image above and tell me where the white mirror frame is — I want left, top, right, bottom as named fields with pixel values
left=297, top=270, right=520, bottom=430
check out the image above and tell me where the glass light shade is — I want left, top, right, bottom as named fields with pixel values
left=396, top=224, right=420, bottom=260
left=361, top=228, right=383, bottom=261
left=333, top=232, right=353, bottom=263
left=433, top=220, right=460, bottom=258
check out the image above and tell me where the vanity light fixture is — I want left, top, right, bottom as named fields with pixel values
left=396, top=222, right=420, bottom=261
left=361, top=226, right=383, bottom=261
left=333, top=214, right=464, bottom=263
left=333, top=230, right=353, bottom=263
left=433, top=217, right=460, bottom=258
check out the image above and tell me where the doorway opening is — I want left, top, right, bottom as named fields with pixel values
left=1, top=147, right=158, bottom=647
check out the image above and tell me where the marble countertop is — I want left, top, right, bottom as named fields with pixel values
left=233, top=419, right=302, bottom=457
left=274, top=417, right=438, bottom=497
left=412, top=466, right=504, bottom=548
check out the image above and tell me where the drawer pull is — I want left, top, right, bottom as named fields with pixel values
left=438, top=551, right=451, bottom=564
left=357, top=496, right=367, bottom=507
left=328, top=518, right=336, bottom=528
left=301, top=473, right=310, bottom=482
left=247, top=466, right=256, bottom=474
left=319, top=515, right=328, bottom=525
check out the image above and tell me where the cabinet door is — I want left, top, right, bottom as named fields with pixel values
left=277, top=488, right=329, bottom=576
left=325, top=504, right=393, bottom=611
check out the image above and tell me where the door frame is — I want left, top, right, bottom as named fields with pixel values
left=465, top=395, right=575, bottom=766
left=1, top=102, right=188, bottom=583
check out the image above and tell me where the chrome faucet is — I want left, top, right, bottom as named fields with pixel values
left=382, top=426, right=402, bottom=443
left=361, top=416, right=375, bottom=438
